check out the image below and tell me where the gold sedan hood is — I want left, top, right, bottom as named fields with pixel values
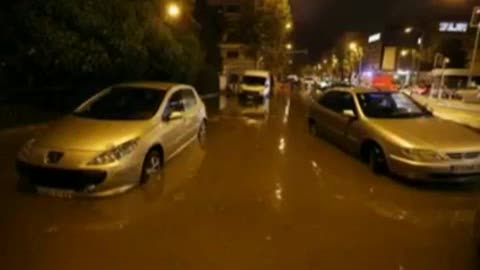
left=369, top=117, right=480, bottom=150
left=35, top=115, right=152, bottom=151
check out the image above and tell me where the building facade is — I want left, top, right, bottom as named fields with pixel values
left=207, top=0, right=258, bottom=89
left=363, top=20, right=480, bottom=86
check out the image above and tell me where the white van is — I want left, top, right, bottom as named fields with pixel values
left=239, top=70, right=271, bottom=98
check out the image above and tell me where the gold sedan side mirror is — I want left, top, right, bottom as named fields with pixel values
left=342, top=109, right=357, bottom=119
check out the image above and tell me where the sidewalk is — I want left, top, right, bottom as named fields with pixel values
left=411, top=94, right=480, bottom=130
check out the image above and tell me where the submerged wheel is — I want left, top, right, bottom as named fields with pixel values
left=198, top=120, right=207, bottom=147
left=308, top=120, right=319, bottom=137
left=368, top=144, right=388, bottom=174
left=140, top=149, right=163, bottom=184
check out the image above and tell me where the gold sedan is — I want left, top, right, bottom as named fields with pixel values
left=16, top=82, right=207, bottom=197
left=308, top=87, right=480, bottom=182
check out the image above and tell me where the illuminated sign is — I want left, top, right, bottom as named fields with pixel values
left=439, top=22, right=468, bottom=33
left=368, top=33, right=381, bottom=43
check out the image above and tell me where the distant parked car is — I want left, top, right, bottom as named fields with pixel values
left=302, top=76, right=317, bottom=90
left=287, top=74, right=299, bottom=83
left=307, top=87, right=480, bottom=181
left=239, top=70, right=272, bottom=99
left=16, top=82, right=207, bottom=197
left=456, top=88, right=480, bottom=103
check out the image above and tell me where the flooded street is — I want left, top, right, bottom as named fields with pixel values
left=1, top=89, right=479, bottom=270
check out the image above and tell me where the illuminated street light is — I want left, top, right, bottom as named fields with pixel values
left=349, top=42, right=358, bottom=51
left=400, top=49, right=409, bottom=57
left=323, top=59, right=328, bottom=64
left=286, top=43, right=293, bottom=50
left=404, top=27, right=413, bottom=34
left=166, top=2, right=181, bottom=19
left=444, top=57, right=450, bottom=64
left=286, top=22, right=293, bottom=30
left=417, top=37, right=423, bottom=45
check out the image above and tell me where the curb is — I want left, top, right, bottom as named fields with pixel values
left=200, top=93, right=219, bottom=100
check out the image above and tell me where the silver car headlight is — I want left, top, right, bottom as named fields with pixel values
left=88, top=138, right=139, bottom=165
left=401, top=149, right=447, bottom=162
left=19, top=138, right=36, bottom=158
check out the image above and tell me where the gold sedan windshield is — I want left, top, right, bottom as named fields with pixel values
left=357, top=92, right=431, bottom=119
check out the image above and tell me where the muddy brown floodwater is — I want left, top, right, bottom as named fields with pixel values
left=1, top=89, right=479, bottom=270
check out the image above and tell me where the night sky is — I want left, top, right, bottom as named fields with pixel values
left=290, top=0, right=477, bottom=61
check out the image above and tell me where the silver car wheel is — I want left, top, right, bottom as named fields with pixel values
left=141, top=150, right=163, bottom=184
left=145, top=156, right=161, bottom=175
left=198, top=121, right=207, bottom=147
left=308, top=120, right=318, bottom=137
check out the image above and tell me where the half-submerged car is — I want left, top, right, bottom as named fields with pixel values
left=17, top=82, right=207, bottom=197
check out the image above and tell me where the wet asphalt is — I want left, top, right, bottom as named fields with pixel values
left=1, top=88, right=480, bottom=270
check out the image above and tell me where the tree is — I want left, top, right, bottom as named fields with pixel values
left=225, top=0, right=293, bottom=76
left=0, top=0, right=204, bottom=88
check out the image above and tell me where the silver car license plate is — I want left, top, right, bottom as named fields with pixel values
left=37, top=187, right=74, bottom=198
left=451, top=164, right=480, bottom=173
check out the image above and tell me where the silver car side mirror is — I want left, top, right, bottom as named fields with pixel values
left=163, top=111, right=184, bottom=122
left=169, top=111, right=184, bottom=121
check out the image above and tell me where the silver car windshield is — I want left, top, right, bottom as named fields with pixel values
left=74, top=87, right=166, bottom=120
left=357, top=92, right=430, bottom=119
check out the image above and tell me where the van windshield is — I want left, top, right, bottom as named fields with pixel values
left=243, top=76, right=266, bottom=86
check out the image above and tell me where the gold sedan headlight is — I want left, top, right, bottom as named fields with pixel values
left=88, top=138, right=139, bottom=165
left=401, top=149, right=447, bottom=162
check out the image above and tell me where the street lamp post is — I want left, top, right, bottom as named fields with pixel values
left=348, top=42, right=363, bottom=84
left=439, top=57, right=450, bottom=98
left=404, top=26, right=424, bottom=84
left=400, top=49, right=412, bottom=85
left=468, top=7, right=480, bottom=86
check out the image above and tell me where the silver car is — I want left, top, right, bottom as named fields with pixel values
left=307, top=87, right=480, bottom=182
left=16, top=82, right=207, bottom=197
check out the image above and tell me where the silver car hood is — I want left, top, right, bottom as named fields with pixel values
left=34, top=116, right=152, bottom=151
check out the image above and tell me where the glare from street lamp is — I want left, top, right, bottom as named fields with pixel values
left=286, top=22, right=293, bottom=30
left=444, top=57, right=450, bottom=64
left=349, top=42, right=358, bottom=51
left=400, top=49, right=409, bottom=57
left=404, top=27, right=413, bottom=34
left=286, top=43, right=293, bottom=50
left=166, top=3, right=181, bottom=19
left=323, top=59, right=328, bottom=64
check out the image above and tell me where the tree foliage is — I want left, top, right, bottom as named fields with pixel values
left=225, top=0, right=292, bottom=75
left=0, top=0, right=204, bottom=88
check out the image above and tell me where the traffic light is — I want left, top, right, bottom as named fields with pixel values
left=471, top=6, right=480, bottom=27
